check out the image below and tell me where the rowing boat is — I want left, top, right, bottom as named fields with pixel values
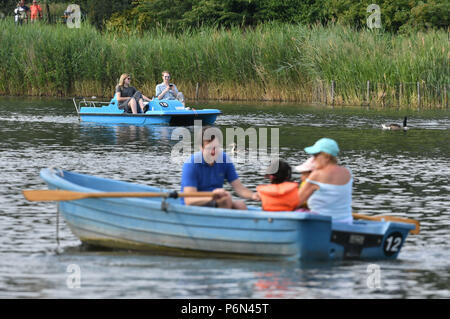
left=40, top=168, right=415, bottom=261
left=74, top=97, right=221, bottom=126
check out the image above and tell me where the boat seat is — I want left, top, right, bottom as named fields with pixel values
left=103, top=94, right=124, bottom=113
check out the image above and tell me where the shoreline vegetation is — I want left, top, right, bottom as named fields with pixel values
left=0, top=19, right=448, bottom=109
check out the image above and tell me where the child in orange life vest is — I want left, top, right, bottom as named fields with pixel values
left=293, top=157, right=316, bottom=209
left=256, top=159, right=300, bottom=211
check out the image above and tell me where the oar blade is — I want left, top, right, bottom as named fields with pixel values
left=380, top=216, right=420, bottom=235
left=353, top=213, right=420, bottom=235
left=22, top=190, right=86, bottom=202
left=409, top=225, right=420, bottom=235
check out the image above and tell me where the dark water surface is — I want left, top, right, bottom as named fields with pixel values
left=0, top=96, right=449, bottom=298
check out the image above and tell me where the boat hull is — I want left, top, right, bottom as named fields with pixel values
left=76, top=98, right=220, bottom=126
left=79, top=113, right=219, bottom=126
left=41, top=169, right=414, bottom=261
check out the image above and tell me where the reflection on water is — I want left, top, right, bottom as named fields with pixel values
left=79, top=123, right=177, bottom=145
left=0, top=97, right=449, bottom=298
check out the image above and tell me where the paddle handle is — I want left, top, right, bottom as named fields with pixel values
left=82, top=191, right=215, bottom=199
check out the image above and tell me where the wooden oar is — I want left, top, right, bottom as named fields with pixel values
left=353, top=213, right=420, bottom=235
left=22, top=189, right=214, bottom=202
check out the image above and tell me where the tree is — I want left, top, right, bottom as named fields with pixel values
left=0, top=0, right=21, bottom=16
left=182, top=0, right=259, bottom=29
left=103, top=0, right=449, bottom=33
left=409, top=0, right=450, bottom=31
left=257, top=0, right=330, bottom=25
left=77, top=0, right=133, bottom=29
left=328, top=0, right=450, bottom=32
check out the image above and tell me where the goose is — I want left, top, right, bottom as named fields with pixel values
left=381, top=116, right=408, bottom=131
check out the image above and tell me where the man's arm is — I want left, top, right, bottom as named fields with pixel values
left=183, top=186, right=216, bottom=206
left=155, top=84, right=162, bottom=98
left=230, top=179, right=259, bottom=201
left=172, top=84, right=179, bottom=95
left=156, top=84, right=170, bottom=100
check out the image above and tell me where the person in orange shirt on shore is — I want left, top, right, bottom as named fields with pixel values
left=30, top=0, right=42, bottom=22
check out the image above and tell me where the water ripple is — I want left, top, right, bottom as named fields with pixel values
left=0, top=97, right=448, bottom=298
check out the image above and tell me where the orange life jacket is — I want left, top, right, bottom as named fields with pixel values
left=257, top=182, right=300, bottom=211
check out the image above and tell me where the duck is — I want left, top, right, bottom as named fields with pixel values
left=381, top=116, right=408, bottom=131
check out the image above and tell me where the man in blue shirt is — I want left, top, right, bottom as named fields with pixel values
left=181, top=128, right=260, bottom=209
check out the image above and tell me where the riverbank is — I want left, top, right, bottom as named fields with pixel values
left=0, top=20, right=448, bottom=108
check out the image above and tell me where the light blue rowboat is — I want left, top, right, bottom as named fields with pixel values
left=74, top=97, right=221, bottom=126
left=40, top=168, right=415, bottom=261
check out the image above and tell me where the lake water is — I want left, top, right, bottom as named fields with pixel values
left=0, top=96, right=449, bottom=299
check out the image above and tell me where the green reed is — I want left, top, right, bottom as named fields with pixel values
left=0, top=19, right=447, bottom=108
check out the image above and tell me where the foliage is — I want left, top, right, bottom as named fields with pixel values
left=2, top=0, right=448, bottom=33
left=328, top=0, right=449, bottom=33
left=75, top=0, right=133, bottom=29
left=104, top=0, right=449, bottom=33
left=0, top=18, right=447, bottom=107
left=0, top=0, right=18, bottom=14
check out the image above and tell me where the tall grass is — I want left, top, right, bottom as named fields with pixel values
left=0, top=19, right=447, bottom=108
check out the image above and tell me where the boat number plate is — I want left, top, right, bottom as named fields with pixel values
left=349, top=234, right=365, bottom=245
left=383, top=232, right=403, bottom=256
left=159, top=102, right=169, bottom=107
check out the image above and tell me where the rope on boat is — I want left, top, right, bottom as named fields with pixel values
left=56, top=202, right=61, bottom=253
left=160, top=191, right=179, bottom=212
left=48, top=167, right=63, bottom=253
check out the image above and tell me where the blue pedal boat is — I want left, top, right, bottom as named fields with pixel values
left=40, top=168, right=415, bottom=261
left=73, top=97, right=221, bottom=126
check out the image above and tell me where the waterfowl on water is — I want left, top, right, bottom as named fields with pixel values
left=382, top=116, right=408, bottom=131
left=229, top=143, right=237, bottom=155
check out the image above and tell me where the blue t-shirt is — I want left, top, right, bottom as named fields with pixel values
left=180, top=151, right=239, bottom=204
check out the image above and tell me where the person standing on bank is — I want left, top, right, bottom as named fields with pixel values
left=156, top=71, right=185, bottom=106
left=30, top=0, right=42, bottom=22
left=14, top=1, right=30, bottom=25
left=297, top=138, right=353, bottom=223
left=116, top=73, right=151, bottom=114
left=181, top=127, right=260, bottom=209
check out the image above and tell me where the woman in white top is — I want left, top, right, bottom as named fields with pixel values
left=297, top=138, right=353, bottom=223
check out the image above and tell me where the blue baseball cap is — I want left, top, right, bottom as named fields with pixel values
left=304, top=138, right=340, bottom=157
